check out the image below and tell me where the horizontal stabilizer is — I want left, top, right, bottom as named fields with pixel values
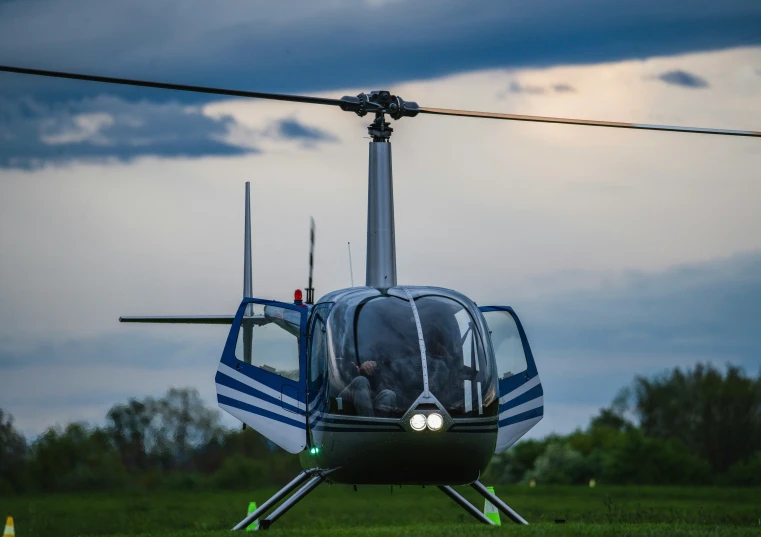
left=119, top=315, right=268, bottom=326
left=119, top=316, right=234, bottom=324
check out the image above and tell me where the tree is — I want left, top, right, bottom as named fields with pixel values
left=0, top=409, right=28, bottom=494
left=106, top=398, right=154, bottom=472
left=27, top=423, right=127, bottom=492
left=106, top=388, right=225, bottom=473
left=633, top=364, right=761, bottom=473
left=153, top=387, right=224, bottom=471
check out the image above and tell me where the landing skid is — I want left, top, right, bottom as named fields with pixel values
left=470, top=479, right=528, bottom=525
left=232, top=473, right=527, bottom=530
left=439, top=480, right=528, bottom=525
left=232, top=471, right=326, bottom=531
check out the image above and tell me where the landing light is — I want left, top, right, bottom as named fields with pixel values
left=426, top=413, right=443, bottom=431
left=410, top=414, right=426, bottom=431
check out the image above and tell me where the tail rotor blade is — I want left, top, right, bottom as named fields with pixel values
left=306, top=217, right=316, bottom=305
left=417, top=107, right=761, bottom=138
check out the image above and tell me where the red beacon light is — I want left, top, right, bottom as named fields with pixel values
left=294, top=289, right=304, bottom=305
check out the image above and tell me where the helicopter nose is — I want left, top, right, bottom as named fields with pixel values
left=403, top=400, right=452, bottom=433
left=407, top=412, right=445, bottom=432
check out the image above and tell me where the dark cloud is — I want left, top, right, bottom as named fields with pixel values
left=655, top=69, right=710, bottom=88
left=0, top=96, right=254, bottom=167
left=0, top=96, right=336, bottom=167
left=552, top=84, right=575, bottom=93
left=499, top=81, right=576, bottom=98
left=503, top=82, right=547, bottom=95
left=268, top=118, right=337, bottom=143
left=0, top=0, right=758, bottom=103
left=505, top=252, right=761, bottom=415
left=520, top=251, right=761, bottom=364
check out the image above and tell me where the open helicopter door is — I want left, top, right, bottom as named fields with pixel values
left=478, top=306, right=543, bottom=453
left=215, top=298, right=307, bottom=454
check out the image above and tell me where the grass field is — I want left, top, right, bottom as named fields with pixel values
left=2, top=485, right=759, bottom=537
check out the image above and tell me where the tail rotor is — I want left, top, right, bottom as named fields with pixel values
left=305, top=217, right=316, bottom=305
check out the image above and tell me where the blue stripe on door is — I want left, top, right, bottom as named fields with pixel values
left=498, top=405, right=544, bottom=428
left=216, top=372, right=303, bottom=415
left=217, top=394, right=306, bottom=430
left=499, top=383, right=544, bottom=413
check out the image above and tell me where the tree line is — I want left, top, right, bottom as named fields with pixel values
left=1, top=363, right=760, bottom=495
left=0, top=388, right=301, bottom=495
left=485, top=363, right=761, bottom=486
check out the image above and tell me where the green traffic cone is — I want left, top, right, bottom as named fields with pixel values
left=484, top=486, right=501, bottom=526
left=246, top=501, right=259, bottom=531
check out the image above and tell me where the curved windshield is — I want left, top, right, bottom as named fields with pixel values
left=416, top=296, right=498, bottom=417
left=326, top=295, right=423, bottom=418
left=325, top=290, right=498, bottom=419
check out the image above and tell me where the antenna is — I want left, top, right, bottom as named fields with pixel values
left=305, top=217, right=315, bottom=304
left=348, top=242, right=355, bottom=287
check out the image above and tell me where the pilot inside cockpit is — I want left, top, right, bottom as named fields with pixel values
left=338, top=341, right=421, bottom=417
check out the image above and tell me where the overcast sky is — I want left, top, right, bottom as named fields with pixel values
left=1, top=0, right=760, bottom=439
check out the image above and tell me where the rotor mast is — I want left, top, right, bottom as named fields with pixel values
left=366, top=102, right=397, bottom=288
left=338, top=91, right=419, bottom=288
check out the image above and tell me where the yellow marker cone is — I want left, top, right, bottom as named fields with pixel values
left=589, top=478, right=596, bottom=488
left=483, top=487, right=501, bottom=526
left=529, top=478, right=536, bottom=488
left=3, top=516, right=14, bottom=537
left=246, top=502, right=259, bottom=531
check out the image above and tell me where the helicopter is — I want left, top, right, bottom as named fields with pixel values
left=1, top=64, right=757, bottom=530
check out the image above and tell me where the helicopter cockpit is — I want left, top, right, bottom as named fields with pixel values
left=321, top=287, right=499, bottom=419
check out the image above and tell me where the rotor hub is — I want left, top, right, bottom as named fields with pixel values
left=339, top=90, right=419, bottom=140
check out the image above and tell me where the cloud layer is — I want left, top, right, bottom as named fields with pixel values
left=1, top=0, right=759, bottom=101
left=1, top=45, right=760, bottom=437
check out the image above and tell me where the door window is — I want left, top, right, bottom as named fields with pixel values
left=482, top=310, right=527, bottom=380
left=234, top=303, right=300, bottom=381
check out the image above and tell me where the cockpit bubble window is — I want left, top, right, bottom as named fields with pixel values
left=326, top=294, right=424, bottom=418
left=416, top=296, right=498, bottom=417
left=234, top=303, right=300, bottom=381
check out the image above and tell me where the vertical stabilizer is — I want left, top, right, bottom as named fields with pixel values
left=243, top=183, right=253, bottom=372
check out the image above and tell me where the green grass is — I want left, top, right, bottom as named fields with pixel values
left=2, top=486, right=759, bottom=537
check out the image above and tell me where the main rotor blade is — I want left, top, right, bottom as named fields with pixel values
left=0, top=65, right=344, bottom=107
left=418, top=107, right=761, bottom=138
